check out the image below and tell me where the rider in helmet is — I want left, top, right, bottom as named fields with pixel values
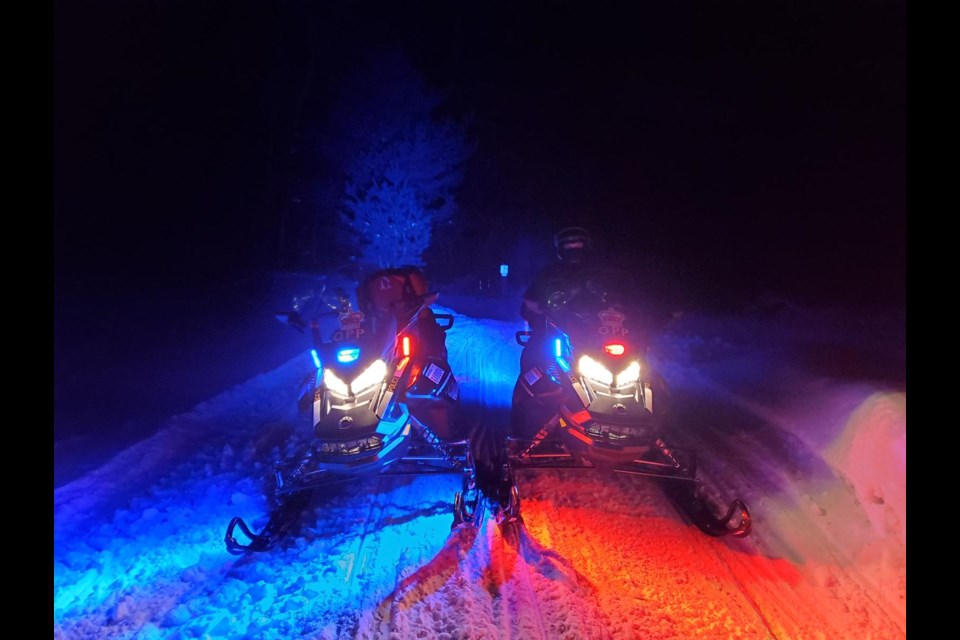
left=508, top=226, right=597, bottom=443
left=554, top=226, right=592, bottom=264
left=515, top=226, right=600, bottom=379
left=520, top=226, right=595, bottom=330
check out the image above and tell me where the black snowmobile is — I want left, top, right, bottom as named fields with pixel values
left=496, top=269, right=751, bottom=538
left=225, top=268, right=481, bottom=554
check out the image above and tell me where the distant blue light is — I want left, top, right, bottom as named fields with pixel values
left=555, top=338, right=562, bottom=358
left=310, top=349, right=322, bottom=369
left=337, top=348, right=361, bottom=363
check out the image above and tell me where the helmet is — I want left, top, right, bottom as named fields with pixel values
left=554, top=226, right=592, bottom=264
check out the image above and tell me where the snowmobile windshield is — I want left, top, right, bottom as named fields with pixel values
left=544, top=266, right=653, bottom=349
left=545, top=266, right=635, bottom=318
left=291, top=288, right=394, bottom=350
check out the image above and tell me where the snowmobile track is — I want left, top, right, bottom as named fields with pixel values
left=505, top=520, right=551, bottom=640
left=485, top=518, right=548, bottom=639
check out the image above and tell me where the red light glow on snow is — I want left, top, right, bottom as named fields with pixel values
left=508, top=472, right=842, bottom=639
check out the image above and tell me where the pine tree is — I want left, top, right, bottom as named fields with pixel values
left=325, top=49, right=473, bottom=268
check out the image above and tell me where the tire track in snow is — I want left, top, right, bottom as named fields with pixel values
left=513, top=469, right=775, bottom=639
left=336, top=475, right=391, bottom=632
left=346, top=473, right=489, bottom=638
left=499, top=520, right=552, bottom=639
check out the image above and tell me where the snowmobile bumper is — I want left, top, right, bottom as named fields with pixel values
left=553, top=405, right=662, bottom=463
left=273, top=405, right=415, bottom=495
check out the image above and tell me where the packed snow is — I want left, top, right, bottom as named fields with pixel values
left=54, top=279, right=906, bottom=639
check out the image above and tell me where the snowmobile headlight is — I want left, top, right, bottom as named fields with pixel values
left=323, top=369, right=350, bottom=396
left=615, top=360, right=641, bottom=387
left=578, top=355, right=613, bottom=386
left=351, top=359, right=388, bottom=395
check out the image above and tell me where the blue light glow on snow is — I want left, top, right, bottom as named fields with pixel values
left=54, top=473, right=270, bottom=625
left=54, top=468, right=461, bottom=637
left=441, top=310, right=521, bottom=408
left=53, top=306, right=524, bottom=637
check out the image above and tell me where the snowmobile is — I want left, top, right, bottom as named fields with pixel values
left=225, top=268, right=481, bottom=554
left=496, top=270, right=751, bottom=538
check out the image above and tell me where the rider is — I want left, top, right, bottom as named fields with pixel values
left=517, top=226, right=600, bottom=375
left=520, top=226, right=595, bottom=331
left=356, top=265, right=448, bottom=361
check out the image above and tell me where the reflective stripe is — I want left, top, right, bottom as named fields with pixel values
left=376, top=357, right=409, bottom=419
left=523, top=367, right=543, bottom=386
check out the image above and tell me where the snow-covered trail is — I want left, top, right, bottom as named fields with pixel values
left=53, top=304, right=905, bottom=639
left=653, top=307, right=906, bottom=637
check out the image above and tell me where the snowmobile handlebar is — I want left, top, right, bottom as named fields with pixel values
left=274, top=310, right=338, bottom=334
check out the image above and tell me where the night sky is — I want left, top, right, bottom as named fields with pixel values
left=54, top=0, right=905, bottom=308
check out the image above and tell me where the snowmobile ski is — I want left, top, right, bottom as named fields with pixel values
left=502, top=430, right=752, bottom=537
left=224, top=491, right=312, bottom=555
left=661, top=481, right=752, bottom=538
